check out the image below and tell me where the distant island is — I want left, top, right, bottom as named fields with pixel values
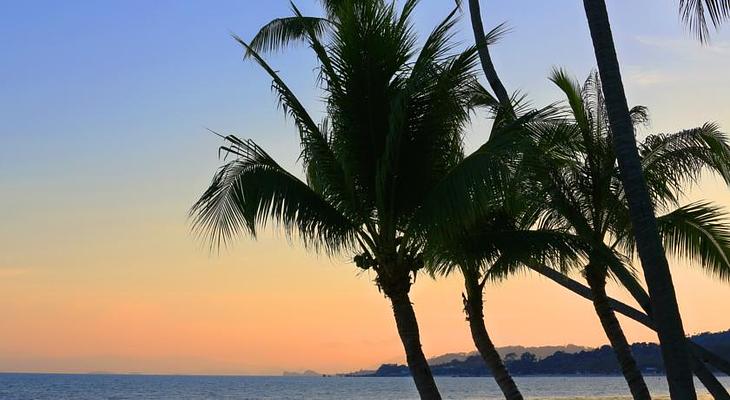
left=342, top=330, right=730, bottom=377
left=282, top=370, right=323, bottom=377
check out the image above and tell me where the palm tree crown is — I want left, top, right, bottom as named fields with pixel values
left=193, top=0, right=480, bottom=274
left=532, top=70, right=730, bottom=282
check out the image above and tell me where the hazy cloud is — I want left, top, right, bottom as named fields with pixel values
left=624, top=66, right=677, bottom=86
left=636, top=35, right=730, bottom=56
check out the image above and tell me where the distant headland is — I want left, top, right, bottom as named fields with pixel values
left=339, top=330, right=730, bottom=377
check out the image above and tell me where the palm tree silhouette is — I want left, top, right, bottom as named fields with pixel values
left=191, top=2, right=486, bottom=398
left=420, top=89, right=595, bottom=400
left=427, top=198, right=584, bottom=400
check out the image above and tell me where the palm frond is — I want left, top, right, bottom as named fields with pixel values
left=248, top=16, right=331, bottom=55
left=680, top=0, right=730, bottom=42
left=640, top=123, right=730, bottom=210
left=396, top=0, right=421, bottom=33
left=484, top=22, right=511, bottom=47
left=581, top=70, right=609, bottom=138
left=319, top=0, right=347, bottom=18
left=233, top=35, right=320, bottom=146
left=191, top=137, right=358, bottom=254
left=549, top=68, right=589, bottom=134
left=289, top=3, right=343, bottom=92
left=486, top=230, right=587, bottom=281
left=412, top=111, right=543, bottom=239
left=424, top=210, right=586, bottom=283
left=409, top=7, right=460, bottom=76
left=234, top=37, right=362, bottom=222
left=658, top=201, right=730, bottom=282
left=630, top=105, right=650, bottom=127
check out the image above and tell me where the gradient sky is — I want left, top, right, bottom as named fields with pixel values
left=2, top=0, right=730, bottom=375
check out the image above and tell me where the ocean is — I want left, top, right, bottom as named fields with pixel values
left=0, top=374, right=726, bottom=399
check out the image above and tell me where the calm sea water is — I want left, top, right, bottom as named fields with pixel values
left=0, top=374, right=727, bottom=399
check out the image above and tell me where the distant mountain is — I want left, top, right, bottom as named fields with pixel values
left=692, top=330, right=730, bottom=352
left=426, top=352, right=476, bottom=366
left=348, top=330, right=730, bottom=377
left=497, top=344, right=591, bottom=360
left=427, top=345, right=590, bottom=366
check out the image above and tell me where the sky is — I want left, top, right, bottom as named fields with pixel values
left=1, top=0, right=730, bottom=375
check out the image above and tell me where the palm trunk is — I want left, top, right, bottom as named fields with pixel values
left=468, top=0, right=510, bottom=106
left=464, top=278, right=523, bottom=400
left=582, top=1, right=697, bottom=398
left=389, top=289, right=441, bottom=400
left=585, top=267, right=651, bottom=400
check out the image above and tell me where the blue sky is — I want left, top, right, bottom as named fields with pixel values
left=2, top=0, right=727, bottom=186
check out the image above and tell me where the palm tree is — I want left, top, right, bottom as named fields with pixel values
left=191, top=2, right=486, bottom=398
left=423, top=101, right=552, bottom=400
left=426, top=194, right=584, bottom=400
left=527, top=69, right=730, bottom=399
left=581, top=1, right=697, bottom=397
left=536, top=70, right=650, bottom=399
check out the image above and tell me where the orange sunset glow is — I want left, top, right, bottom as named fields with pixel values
left=2, top=191, right=729, bottom=375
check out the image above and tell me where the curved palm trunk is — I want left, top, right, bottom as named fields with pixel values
left=530, top=263, right=730, bottom=399
left=464, top=278, right=523, bottom=400
left=388, top=288, right=441, bottom=400
left=468, top=0, right=510, bottom=106
left=585, top=267, right=651, bottom=400
left=691, top=342, right=730, bottom=376
left=582, top=1, right=697, bottom=398
left=691, top=356, right=730, bottom=400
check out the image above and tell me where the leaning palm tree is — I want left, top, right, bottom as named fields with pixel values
left=526, top=69, right=730, bottom=399
left=519, top=73, right=655, bottom=400
left=417, top=92, right=586, bottom=400
left=581, top=1, right=697, bottom=396
left=191, top=2, right=486, bottom=398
